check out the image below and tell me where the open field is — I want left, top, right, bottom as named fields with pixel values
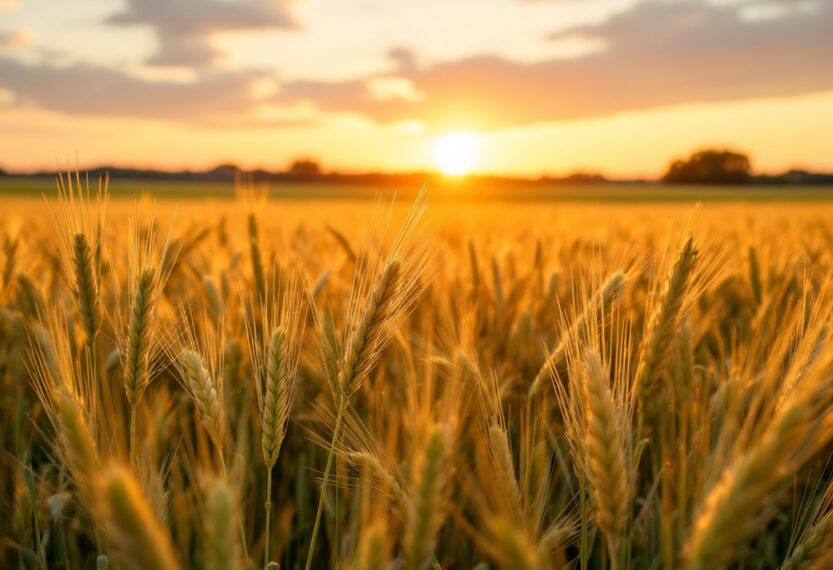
left=3, top=176, right=833, bottom=202
left=4, top=183, right=833, bottom=569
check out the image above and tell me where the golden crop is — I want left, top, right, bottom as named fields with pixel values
left=3, top=177, right=833, bottom=569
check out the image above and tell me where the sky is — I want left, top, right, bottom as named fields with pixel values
left=0, top=0, right=831, bottom=178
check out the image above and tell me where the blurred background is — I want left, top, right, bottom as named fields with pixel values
left=0, top=0, right=832, bottom=194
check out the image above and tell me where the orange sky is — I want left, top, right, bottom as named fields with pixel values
left=1, top=0, right=832, bottom=177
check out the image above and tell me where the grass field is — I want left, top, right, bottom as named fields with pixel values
left=3, top=175, right=833, bottom=202
left=4, top=177, right=833, bottom=570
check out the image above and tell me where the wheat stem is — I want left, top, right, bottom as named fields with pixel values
left=305, top=401, right=345, bottom=570
left=99, top=466, right=180, bottom=570
left=529, top=272, right=625, bottom=397
left=264, top=468, right=273, bottom=570
left=636, top=237, right=697, bottom=397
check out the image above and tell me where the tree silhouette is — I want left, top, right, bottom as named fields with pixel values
left=287, top=159, right=322, bottom=178
left=663, top=150, right=751, bottom=184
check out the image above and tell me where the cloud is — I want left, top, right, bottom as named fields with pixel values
left=107, top=0, right=297, bottom=66
left=1, top=0, right=830, bottom=130
left=0, top=28, right=32, bottom=49
left=0, top=57, right=266, bottom=124
left=386, top=47, right=418, bottom=72
left=274, top=0, right=833, bottom=128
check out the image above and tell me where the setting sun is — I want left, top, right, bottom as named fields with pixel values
left=433, top=132, right=480, bottom=176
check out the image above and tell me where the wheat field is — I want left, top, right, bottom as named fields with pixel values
left=2, top=176, right=833, bottom=570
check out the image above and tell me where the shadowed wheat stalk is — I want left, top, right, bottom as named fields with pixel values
left=203, top=477, right=241, bottom=570
left=580, top=351, right=630, bottom=568
left=96, top=465, right=180, bottom=570
left=636, top=236, right=697, bottom=398
left=244, top=271, right=306, bottom=569
left=178, top=348, right=225, bottom=454
left=529, top=271, right=625, bottom=396
left=118, top=208, right=175, bottom=469
left=305, top=191, right=433, bottom=570
left=14, top=175, right=833, bottom=570
left=687, top=346, right=833, bottom=569
left=405, top=423, right=449, bottom=570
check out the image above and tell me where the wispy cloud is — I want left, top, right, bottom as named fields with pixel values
left=0, top=58, right=262, bottom=122
left=106, top=0, right=297, bottom=66
left=274, top=0, right=833, bottom=128
left=0, top=28, right=31, bottom=49
left=0, top=0, right=830, bottom=131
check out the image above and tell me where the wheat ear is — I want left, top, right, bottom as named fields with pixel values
left=54, top=388, right=101, bottom=499
left=687, top=353, right=833, bottom=570
left=636, top=237, right=697, bottom=397
left=307, top=191, right=432, bottom=570
left=73, top=232, right=101, bottom=343
left=485, top=518, right=547, bottom=570
left=529, top=271, right=625, bottom=396
left=346, top=450, right=410, bottom=509
left=581, top=351, right=629, bottom=567
left=405, top=424, right=448, bottom=570
left=351, top=522, right=390, bottom=570
left=261, top=325, right=290, bottom=569
left=782, top=510, right=833, bottom=570
left=124, top=267, right=155, bottom=465
left=97, top=465, right=180, bottom=570
left=487, top=422, right=523, bottom=521
left=339, top=259, right=401, bottom=399
left=204, top=478, right=241, bottom=570
left=178, top=349, right=225, bottom=450
left=305, top=259, right=401, bottom=570
left=248, top=212, right=266, bottom=301
left=262, top=326, right=290, bottom=467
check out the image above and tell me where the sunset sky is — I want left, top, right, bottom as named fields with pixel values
left=1, top=0, right=832, bottom=177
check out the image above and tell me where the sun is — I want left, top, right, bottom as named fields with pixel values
left=433, top=132, right=479, bottom=176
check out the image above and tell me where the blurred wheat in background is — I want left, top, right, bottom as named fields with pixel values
left=4, top=175, right=833, bottom=570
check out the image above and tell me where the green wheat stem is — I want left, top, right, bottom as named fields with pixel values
left=220, top=452, right=249, bottom=563
left=264, top=468, right=273, bottom=570
left=129, top=405, right=137, bottom=470
left=305, top=399, right=346, bottom=570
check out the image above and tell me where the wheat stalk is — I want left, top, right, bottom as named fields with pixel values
left=73, top=232, right=101, bottom=344
left=306, top=191, right=433, bottom=570
left=262, top=326, right=289, bottom=465
left=486, top=422, right=523, bottom=521
left=53, top=387, right=101, bottom=499
left=687, top=351, right=833, bottom=570
left=485, top=517, right=547, bottom=570
left=204, top=477, right=242, bottom=570
left=529, top=271, right=625, bottom=396
left=349, top=522, right=390, bottom=570
left=124, top=267, right=155, bottom=462
left=581, top=351, right=630, bottom=567
left=244, top=270, right=306, bottom=569
left=782, top=510, right=833, bottom=570
left=97, top=465, right=180, bottom=570
left=636, top=236, right=697, bottom=397
left=338, top=259, right=401, bottom=399
left=248, top=212, right=267, bottom=301
left=178, top=349, right=225, bottom=451
left=405, top=423, right=448, bottom=570
left=346, top=450, right=410, bottom=510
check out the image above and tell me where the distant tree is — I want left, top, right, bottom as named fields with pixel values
left=287, top=159, right=322, bottom=178
left=663, top=149, right=751, bottom=184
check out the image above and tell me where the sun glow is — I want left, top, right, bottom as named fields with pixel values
left=433, top=132, right=479, bottom=176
